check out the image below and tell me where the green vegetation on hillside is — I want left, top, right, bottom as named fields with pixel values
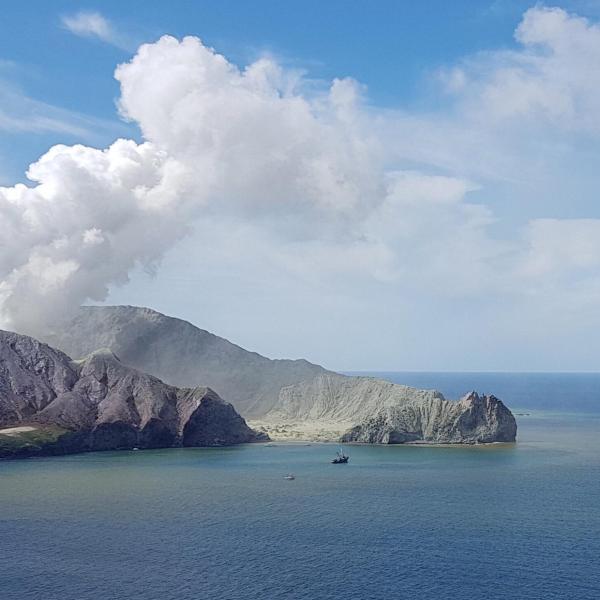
left=0, top=425, right=69, bottom=458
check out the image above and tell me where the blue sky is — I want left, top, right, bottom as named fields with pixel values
left=1, top=1, right=538, bottom=108
left=0, top=0, right=581, bottom=177
left=2, top=2, right=600, bottom=370
left=3, top=0, right=600, bottom=209
left=4, top=2, right=600, bottom=103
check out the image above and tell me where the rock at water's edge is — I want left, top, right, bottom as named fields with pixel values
left=340, top=391, right=517, bottom=444
left=0, top=330, right=266, bottom=458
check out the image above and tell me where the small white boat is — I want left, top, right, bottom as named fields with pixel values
left=283, top=474, right=295, bottom=480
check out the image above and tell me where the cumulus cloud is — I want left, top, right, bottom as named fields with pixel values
left=0, top=140, right=186, bottom=333
left=114, top=37, right=382, bottom=227
left=0, top=35, right=388, bottom=334
left=2, top=5, right=600, bottom=363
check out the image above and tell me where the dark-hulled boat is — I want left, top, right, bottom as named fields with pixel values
left=331, top=448, right=349, bottom=464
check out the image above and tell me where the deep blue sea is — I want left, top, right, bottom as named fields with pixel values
left=2, top=373, right=600, bottom=600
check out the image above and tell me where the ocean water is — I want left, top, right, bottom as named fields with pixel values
left=350, top=371, right=600, bottom=413
left=2, top=374, right=600, bottom=599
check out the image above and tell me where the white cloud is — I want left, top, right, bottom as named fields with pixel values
left=0, top=139, right=190, bottom=334
left=0, top=35, right=389, bottom=334
left=521, top=218, right=600, bottom=278
left=62, top=11, right=112, bottom=41
left=61, top=11, right=131, bottom=51
left=114, top=37, right=382, bottom=226
left=440, top=6, right=600, bottom=131
left=2, top=7, right=600, bottom=370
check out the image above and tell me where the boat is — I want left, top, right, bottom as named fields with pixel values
left=331, top=448, right=349, bottom=464
left=283, top=474, right=295, bottom=480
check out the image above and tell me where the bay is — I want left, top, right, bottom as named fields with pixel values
left=1, top=373, right=600, bottom=600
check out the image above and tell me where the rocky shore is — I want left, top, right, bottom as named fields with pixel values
left=0, top=330, right=265, bottom=459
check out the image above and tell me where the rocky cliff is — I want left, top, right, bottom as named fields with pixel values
left=0, top=329, right=77, bottom=426
left=258, top=374, right=517, bottom=444
left=340, top=390, right=517, bottom=444
left=0, top=330, right=264, bottom=458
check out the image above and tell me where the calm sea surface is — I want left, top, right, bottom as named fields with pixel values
left=1, top=373, right=600, bottom=600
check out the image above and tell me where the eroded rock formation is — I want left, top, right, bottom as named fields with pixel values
left=0, top=330, right=264, bottom=458
left=263, top=375, right=517, bottom=444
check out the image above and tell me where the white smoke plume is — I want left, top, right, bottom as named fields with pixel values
left=0, top=35, right=386, bottom=335
left=3, top=6, right=600, bottom=342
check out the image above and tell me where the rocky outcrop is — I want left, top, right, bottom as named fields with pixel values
left=179, top=388, right=258, bottom=446
left=340, top=391, right=517, bottom=444
left=262, top=375, right=517, bottom=444
left=0, top=331, right=78, bottom=426
left=0, top=330, right=265, bottom=458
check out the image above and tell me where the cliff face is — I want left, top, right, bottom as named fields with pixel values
left=0, top=330, right=264, bottom=458
left=340, top=391, right=517, bottom=444
left=0, top=331, right=78, bottom=426
left=263, top=375, right=517, bottom=444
